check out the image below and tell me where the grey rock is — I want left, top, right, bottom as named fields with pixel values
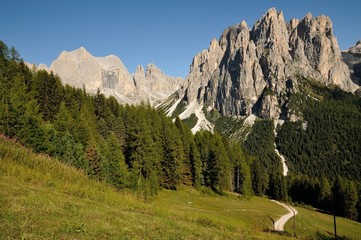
left=172, top=8, right=358, bottom=121
left=342, top=40, right=361, bottom=86
left=133, top=63, right=182, bottom=105
left=34, top=47, right=182, bottom=105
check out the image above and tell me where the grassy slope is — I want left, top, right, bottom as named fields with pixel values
left=285, top=207, right=361, bottom=239
left=1, top=138, right=360, bottom=239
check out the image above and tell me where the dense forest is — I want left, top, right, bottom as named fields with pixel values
left=0, top=41, right=253, bottom=199
left=0, top=41, right=360, bottom=222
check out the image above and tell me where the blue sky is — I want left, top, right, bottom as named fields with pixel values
left=1, top=0, right=360, bottom=78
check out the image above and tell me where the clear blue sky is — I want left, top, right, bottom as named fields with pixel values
left=1, top=0, right=360, bottom=78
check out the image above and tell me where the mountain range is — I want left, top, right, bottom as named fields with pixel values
left=28, top=8, right=360, bottom=134
left=162, top=8, right=360, bottom=132
left=3, top=7, right=361, bottom=230
left=27, top=48, right=182, bottom=105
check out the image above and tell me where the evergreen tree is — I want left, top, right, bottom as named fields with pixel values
left=31, top=70, right=62, bottom=121
left=251, top=157, right=268, bottom=196
left=125, top=106, right=160, bottom=197
left=160, top=116, right=183, bottom=189
left=317, top=177, right=332, bottom=211
left=209, top=132, right=232, bottom=193
left=345, top=180, right=359, bottom=220
left=10, top=46, right=20, bottom=61
left=189, top=140, right=203, bottom=188
left=86, top=139, right=101, bottom=179
left=0, top=41, right=9, bottom=60
left=105, top=133, right=128, bottom=188
left=230, top=142, right=252, bottom=197
left=268, top=171, right=287, bottom=201
left=174, top=117, right=193, bottom=186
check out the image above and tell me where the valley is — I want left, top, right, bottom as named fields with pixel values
left=1, top=4, right=361, bottom=240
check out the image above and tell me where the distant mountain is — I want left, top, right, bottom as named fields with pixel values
left=162, top=8, right=359, bottom=133
left=342, top=40, right=361, bottom=86
left=27, top=47, right=182, bottom=105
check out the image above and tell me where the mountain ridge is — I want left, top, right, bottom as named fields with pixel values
left=27, top=47, right=183, bottom=105
left=165, top=8, right=359, bottom=133
left=342, top=40, right=361, bottom=86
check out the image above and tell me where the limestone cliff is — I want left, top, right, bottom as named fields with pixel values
left=171, top=8, right=358, bottom=121
left=31, top=47, right=182, bottom=105
left=342, top=40, right=361, bottom=86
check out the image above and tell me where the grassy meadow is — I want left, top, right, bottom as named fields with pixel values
left=1, top=138, right=361, bottom=239
left=285, top=206, right=361, bottom=239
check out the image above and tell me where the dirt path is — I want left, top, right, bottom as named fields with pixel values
left=271, top=200, right=298, bottom=231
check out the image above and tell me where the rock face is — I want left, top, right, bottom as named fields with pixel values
left=133, top=64, right=183, bottom=104
left=32, top=47, right=182, bottom=105
left=50, top=47, right=137, bottom=104
left=172, top=8, right=358, bottom=120
left=342, top=41, right=361, bottom=86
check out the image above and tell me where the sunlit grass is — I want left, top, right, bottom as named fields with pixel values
left=284, top=206, right=361, bottom=239
left=1, top=138, right=360, bottom=239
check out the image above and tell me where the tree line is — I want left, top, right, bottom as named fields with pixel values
left=0, top=41, right=253, bottom=199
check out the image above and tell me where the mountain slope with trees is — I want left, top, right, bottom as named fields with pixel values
left=1, top=38, right=361, bottom=225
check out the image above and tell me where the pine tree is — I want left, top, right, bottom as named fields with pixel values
left=268, top=171, right=287, bottom=201
left=105, top=132, right=128, bottom=188
left=189, top=140, right=203, bottom=188
left=209, top=132, right=232, bottom=193
left=125, top=106, right=160, bottom=197
left=10, top=46, right=20, bottom=61
left=31, top=70, right=62, bottom=121
left=86, top=139, right=101, bottom=179
left=251, top=157, right=268, bottom=196
left=160, top=116, right=183, bottom=190
left=230, top=142, right=252, bottom=197
left=345, top=180, right=359, bottom=220
left=318, top=177, right=332, bottom=211
left=174, top=117, right=193, bottom=186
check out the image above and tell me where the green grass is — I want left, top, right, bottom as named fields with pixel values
left=154, top=188, right=287, bottom=230
left=204, top=108, right=245, bottom=138
left=1, top=138, right=361, bottom=239
left=284, top=207, right=361, bottom=239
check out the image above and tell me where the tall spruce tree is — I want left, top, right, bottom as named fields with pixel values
left=31, top=70, right=62, bottom=121
left=230, top=142, right=252, bottom=197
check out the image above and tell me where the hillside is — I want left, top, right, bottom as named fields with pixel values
left=0, top=137, right=284, bottom=239
left=1, top=137, right=361, bottom=239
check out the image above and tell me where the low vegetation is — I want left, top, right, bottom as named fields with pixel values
left=2, top=137, right=361, bottom=239
left=0, top=138, right=283, bottom=239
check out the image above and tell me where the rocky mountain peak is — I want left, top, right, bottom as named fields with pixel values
left=145, top=63, right=165, bottom=79
left=239, top=20, right=248, bottom=29
left=58, top=46, right=93, bottom=63
left=347, top=40, right=361, bottom=54
left=132, top=63, right=182, bottom=104
left=166, top=7, right=358, bottom=126
left=342, top=40, right=361, bottom=86
left=30, top=47, right=182, bottom=105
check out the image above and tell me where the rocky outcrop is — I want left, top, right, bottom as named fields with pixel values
left=347, top=40, right=361, bottom=54
left=50, top=47, right=137, bottom=104
left=133, top=64, right=182, bottom=105
left=342, top=41, right=361, bottom=86
left=172, top=8, right=358, bottom=120
left=31, top=47, right=182, bottom=105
